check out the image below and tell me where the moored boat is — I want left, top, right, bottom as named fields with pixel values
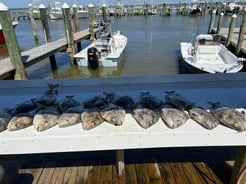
left=49, top=0, right=63, bottom=20
left=0, top=21, right=18, bottom=44
left=180, top=34, right=245, bottom=73
left=74, top=31, right=127, bottom=69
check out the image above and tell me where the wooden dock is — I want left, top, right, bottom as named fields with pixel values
left=0, top=147, right=236, bottom=184
left=219, top=27, right=246, bottom=54
left=0, top=28, right=97, bottom=79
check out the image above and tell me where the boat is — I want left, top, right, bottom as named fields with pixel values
left=74, top=31, right=127, bottom=69
left=0, top=21, right=18, bottom=44
left=77, top=6, right=89, bottom=19
left=49, top=0, right=63, bottom=20
left=180, top=34, right=245, bottom=73
left=224, top=1, right=243, bottom=15
left=31, top=0, right=41, bottom=19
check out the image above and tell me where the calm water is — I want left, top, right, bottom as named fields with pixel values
left=2, top=13, right=244, bottom=79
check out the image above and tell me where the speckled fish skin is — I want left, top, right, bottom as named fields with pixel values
left=140, top=92, right=163, bottom=110
left=210, top=107, right=246, bottom=131
left=100, top=104, right=126, bottom=126
left=160, top=107, right=189, bottom=129
left=37, top=83, right=59, bottom=106
left=58, top=106, right=83, bottom=128
left=165, top=91, right=194, bottom=111
left=58, top=96, right=81, bottom=113
left=189, top=107, right=220, bottom=129
left=33, top=109, right=60, bottom=132
left=132, top=104, right=159, bottom=129
left=7, top=111, right=35, bottom=131
left=81, top=108, right=104, bottom=130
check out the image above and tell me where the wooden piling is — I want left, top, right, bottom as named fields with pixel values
left=102, top=4, right=107, bottom=22
left=88, top=4, right=95, bottom=41
left=116, top=150, right=125, bottom=177
left=72, top=4, right=79, bottom=32
left=0, top=3, right=27, bottom=80
left=39, top=5, right=51, bottom=43
left=208, top=10, right=216, bottom=34
left=28, top=3, right=39, bottom=45
left=39, top=4, right=57, bottom=70
left=72, top=4, right=81, bottom=52
left=226, top=14, right=237, bottom=47
left=62, top=3, right=75, bottom=64
left=216, top=12, right=224, bottom=34
left=236, top=11, right=246, bottom=55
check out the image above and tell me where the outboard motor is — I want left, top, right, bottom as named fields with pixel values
left=87, top=47, right=99, bottom=70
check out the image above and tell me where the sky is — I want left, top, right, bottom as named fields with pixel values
left=1, top=0, right=218, bottom=9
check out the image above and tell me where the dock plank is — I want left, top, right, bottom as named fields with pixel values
left=49, top=163, right=67, bottom=184
left=87, top=161, right=100, bottom=184
left=135, top=158, right=150, bottom=184
left=0, top=28, right=98, bottom=79
left=124, top=159, right=137, bottom=184
left=36, top=162, right=56, bottom=184
left=0, top=147, right=237, bottom=184
left=99, top=159, right=113, bottom=184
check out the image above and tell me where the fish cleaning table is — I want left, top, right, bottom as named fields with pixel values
left=0, top=74, right=246, bottom=181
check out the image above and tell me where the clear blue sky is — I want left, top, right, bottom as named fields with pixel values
left=1, top=0, right=217, bottom=9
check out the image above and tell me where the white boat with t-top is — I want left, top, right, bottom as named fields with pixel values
left=74, top=31, right=127, bottom=69
left=180, top=34, right=245, bottom=73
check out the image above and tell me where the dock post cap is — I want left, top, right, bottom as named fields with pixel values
left=232, top=14, right=237, bottom=18
left=220, top=12, right=224, bottom=16
left=72, top=4, right=77, bottom=8
left=88, top=4, right=94, bottom=7
left=0, top=3, right=8, bottom=11
left=102, top=3, right=107, bottom=7
left=62, top=3, right=70, bottom=8
left=39, top=4, right=46, bottom=9
left=212, top=10, right=216, bottom=14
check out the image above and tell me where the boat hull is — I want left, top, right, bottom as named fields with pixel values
left=76, top=50, right=125, bottom=67
left=0, top=22, right=18, bottom=44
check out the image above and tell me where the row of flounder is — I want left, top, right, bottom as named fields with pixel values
left=0, top=83, right=246, bottom=132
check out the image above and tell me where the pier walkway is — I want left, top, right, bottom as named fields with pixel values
left=0, top=28, right=97, bottom=79
left=219, top=27, right=246, bottom=54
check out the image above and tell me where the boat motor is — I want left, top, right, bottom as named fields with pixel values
left=87, top=47, right=99, bottom=70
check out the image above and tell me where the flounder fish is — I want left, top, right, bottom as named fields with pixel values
left=209, top=102, right=246, bottom=131
left=103, top=92, right=136, bottom=112
left=83, top=95, right=108, bottom=109
left=160, top=107, right=189, bottom=129
left=165, top=91, right=194, bottom=111
left=58, top=96, right=81, bottom=113
left=100, top=104, right=126, bottom=126
left=33, top=108, right=60, bottom=132
left=37, top=83, right=59, bottom=106
left=0, top=110, right=12, bottom=132
left=58, top=105, right=84, bottom=128
left=7, top=109, right=37, bottom=131
left=132, top=104, right=159, bottom=129
left=13, top=98, right=38, bottom=115
left=81, top=108, right=104, bottom=130
left=140, top=92, right=163, bottom=110
left=189, top=107, right=220, bottom=130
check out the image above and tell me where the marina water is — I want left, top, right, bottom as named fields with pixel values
left=1, top=13, right=244, bottom=79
